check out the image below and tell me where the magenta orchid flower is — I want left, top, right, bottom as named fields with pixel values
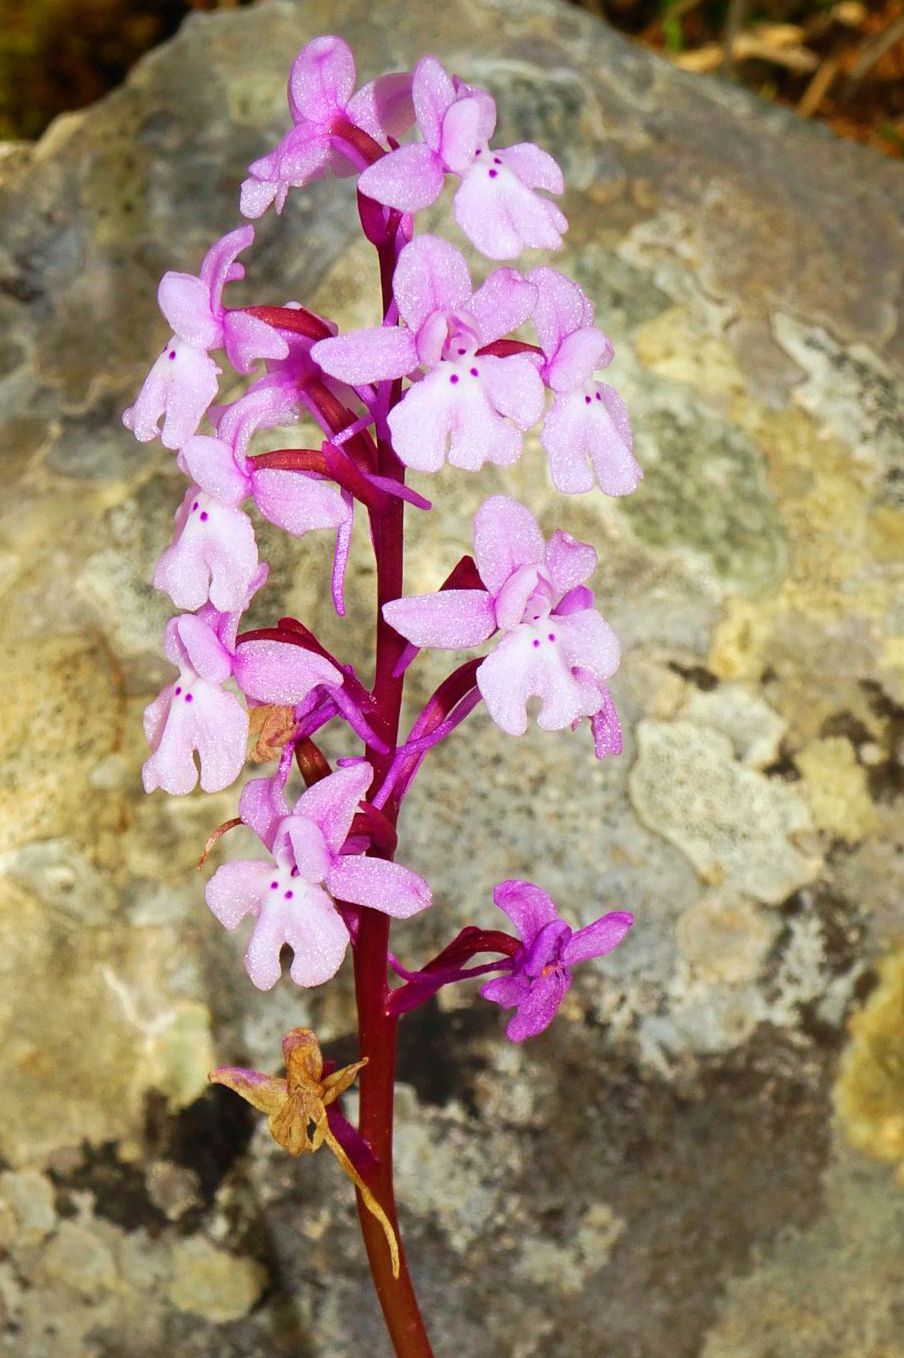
left=142, top=612, right=249, bottom=796
left=529, top=267, right=641, bottom=497
left=241, top=36, right=414, bottom=218
left=481, top=881, right=633, bottom=1040
left=383, top=496, right=621, bottom=736
left=312, top=235, right=543, bottom=472
left=358, top=56, right=566, bottom=260
left=206, top=763, right=432, bottom=989
left=123, top=227, right=288, bottom=450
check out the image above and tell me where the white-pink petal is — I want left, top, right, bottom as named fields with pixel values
left=292, top=762, right=372, bottom=855
left=393, top=234, right=472, bottom=333
left=326, top=856, right=431, bottom=918
left=544, top=529, right=597, bottom=596
left=383, top=589, right=495, bottom=649
left=528, top=266, right=595, bottom=358
left=153, top=491, right=259, bottom=613
left=454, top=161, right=567, bottom=261
left=157, top=274, right=219, bottom=349
left=206, top=860, right=273, bottom=930
left=473, top=495, right=546, bottom=593
left=468, top=268, right=538, bottom=346
left=288, top=35, right=356, bottom=126
left=542, top=385, right=641, bottom=497
left=358, top=144, right=445, bottom=212
left=312, top=326, right=417, bottom=383
left=251, top=468, right=349, bottom=536
left=179, top=435, right=248, bottom=506
left=411, top=55, right=456, bottom=150
left=234, top=639, right=342, bottom=705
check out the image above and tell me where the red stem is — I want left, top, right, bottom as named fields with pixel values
left=351, top=224, right=435, bottom=1356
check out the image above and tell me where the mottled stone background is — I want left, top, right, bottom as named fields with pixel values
left=1, top=0, right=903, bottom=1353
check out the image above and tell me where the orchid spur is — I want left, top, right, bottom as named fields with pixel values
left=125, top=33, right=640, bottom=1358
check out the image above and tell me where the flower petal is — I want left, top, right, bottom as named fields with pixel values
left=179, top=435, right=248, bottom=506
left=454, top=156, right=567, bottom=261
left=288, top=35, right=356, bottom=126
left=562, top=910, right=633, bottom=965
left=473, top=496, right=545, bottom=594
left=174, top=612, right=233, bottom=683
left=477, top=626, right=600, bottom=734
left=528, top=266, right=594, bottom=360
left=234, top=639, right=342, bottom=705
left=547, top=327, right=612, bottom=392
left=251, top=468, right=349, bottom=536
left=326, top=856, right=432, bottom=918
left=481, top=972, right=530, bottom=1008
left=555, top=609, right=621, bottom=684
left=411, top=55, right=455, bottom=150
left=284, top=891, right=350, bottom=987
left=506, top=969, right=570, bottom=1041
left=439, top=95, right=481, bottom=175
left=157, top=273, right=219, bottom=349
left=358, top=144, right=445, bottom=213
left=206, top=859, right=272, bottom=930
left=223, top=311, right=290, bottom=375
left=382, top=589, right=495, bottom=649
left=292, top=762, right=372, bottom=854
left=492, top=879, right=559, bottom=943
left=542, top=385, right=641, bottom=497
left=347, top=72, right=415, bottom=141
left=153, top=492, right=259, bottom=613
left=312, top=327, right=417, bottom=384
left=393, top=235, right=472, bottom=334
left=239, top=774, right=292, bottom=850
left=469, top=268, right=537, bottom=347
left=544, top=529, right=597, bottom=595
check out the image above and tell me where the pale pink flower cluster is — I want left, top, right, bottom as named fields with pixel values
left=125, top=35, right=635, bottom=1023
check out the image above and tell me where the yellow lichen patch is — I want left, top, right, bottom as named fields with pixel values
left=709, top=401, right=900, bottom=745
left=796, top=736, right=880, bottom=841
left=634, top=306, right=747, bottom=402
left=834, top=951, right=904, bottom=1184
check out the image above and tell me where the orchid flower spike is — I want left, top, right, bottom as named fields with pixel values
left=312, top=234, right=543, bottom=472
left=241, top=35, right=414, bottom=217
left=123, top=227, right=288, bottom=449
left=384, top=496, right=622, bottom=739
left=358, top=56, right=567, bottom=260
left=481, top=881, right=633, bottom=1040
left=529, top=267, right=641, bottom=496
left=206, top=763, right=432, bottom=990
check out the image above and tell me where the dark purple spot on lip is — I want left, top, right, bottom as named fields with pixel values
left=595, top=391, right=602, bottom=400
left=449, top=374, right=459, bottom=384
left=199, top=511, right=209, bottom=522
left=270, top=881, right=278, bottom=890
left=174, top=686, right=182, bottom=695
left=475, top=147, right=482, bottom=156
left=548, top=633, right=556, bottom=642
left=585, top=394, right=592, bottom=405
left=470, top=367, right=479, bottom=377
left=532, top=638, right=541, bottom=648
left=192, top=501, right=199, bottom=511
left=184, top=692, right=193, bottom=702
left=168, top=351, right=176, bottom=360
left=284, top=890, right=294, bottom=899
left=488, top=169, right=498, bottom=178
left=458, top=348, right=466, bottom=355
left=493, top=156, right=502, bottom=165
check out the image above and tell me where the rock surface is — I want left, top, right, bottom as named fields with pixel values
left=1, top=0, right=903, bottom=1354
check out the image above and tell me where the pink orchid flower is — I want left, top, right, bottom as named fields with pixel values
left=241, top=35, right=414, bottom=217
left=357, top=56, right=566, bottom=260
left=123, top=227, right=288, bottom=450
left=206, top=763, right=432, bottom=989
left=529, top=267, right=641, bottom=497
left=142, top=612, right=249, bottom=796
left=312, top=235, right=543, bottom=472
left=481, top=880, right=633, bottom=1040
left=383, top=496, right=621, bottom=736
